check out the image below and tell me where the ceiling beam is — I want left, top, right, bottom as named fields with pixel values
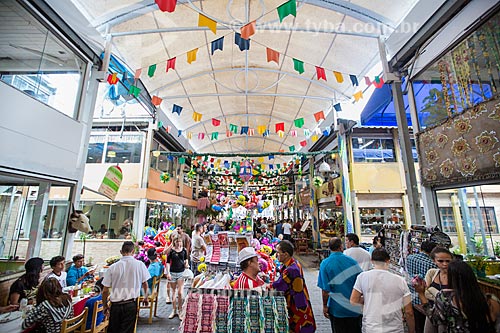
left=194, top=135, right=286, bottom=151
left=182, top=113, right=291, bottom=131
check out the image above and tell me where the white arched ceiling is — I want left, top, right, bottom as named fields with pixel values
left=66, top=0, right=420, bottom=162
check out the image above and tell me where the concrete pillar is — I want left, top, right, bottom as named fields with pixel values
left=27, top=182, right=50, bottom=258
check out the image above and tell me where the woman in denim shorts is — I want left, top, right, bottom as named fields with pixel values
left=165, top=235, right=188, bottom=319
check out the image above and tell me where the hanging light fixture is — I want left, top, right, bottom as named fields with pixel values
left=318, top=161, right=331, bottom=173
left=202, top=179, right=210, bottom=187
left=152, top=150, right=161, bottom=157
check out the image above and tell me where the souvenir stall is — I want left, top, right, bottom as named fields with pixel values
left=377, top=225, right=452, bottom=273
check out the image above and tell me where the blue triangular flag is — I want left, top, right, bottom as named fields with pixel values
left=333, top=103, right=342, bottom=112
left=172, top=104, right=183, bottom=115
left=349, top=74, right=358, bottom=87
left=268, top=155, right=274, bottom=160
left=234, top=33, right=250, bottom=51
left=224, top=161, right=230, bottom=168
left=263, top=129, right=270, bottom=137
left=241, top=126, right=249, bottom=135
left=269, top=164, right=274, bottom=170
left=167, top=155, right=174, bottom=161
left=211, top=37, right=225, bottom=55
left=177, top=130, right=182, bottom=137
left=323, top=128, right=331, bottom=136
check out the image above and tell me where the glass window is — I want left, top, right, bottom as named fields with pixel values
left=438, top=207, right=498, bottom=234
left=105, top=134, right=143, bottom=163
left=439, top=207, right=457, bottom=233
left=352, top=138, right=397, bottom=163
left=0, top=0, right=86, bottom=118
left=413, top=11, right=500, bottom=128
left=79, top=201, right=136, bottom=240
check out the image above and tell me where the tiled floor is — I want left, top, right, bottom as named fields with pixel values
left=135, top=253, right=332, bottom=332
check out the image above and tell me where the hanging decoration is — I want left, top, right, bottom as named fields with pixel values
left=187, top=48, right=198, bottom=64
left=294, top=118, right=304, bottom=128
left=239, top=160, right=253, bottom=182
left=313, top=176, right=324, bottom=188
left=211, top=37, right=224, bottom=54
left=316, top=66, right=327, bottom=81
left=333, top=103, right=342, bottom=112
left=148, top=64, right=157, bottom=78
left=314, top=111, right=325, bottom=122
left=128, top=85, right=141, bottom=97
left=107, top=73, right=118, bottom=85
left=160, top=172, right=171, bottom=183
left=293, top=58, right=304, bottom=74
left=275, top=122, right=285, bottom=132
left=187, top=167, right=196, bottom=180
left=234, top=33, right=250, bottom=51
left=198, top=13, right=217, bottom=34
left=229, top=123, right=238, bottom=134
left=353, top=91, right=363, bottom=102
left=155, top=0, right=177, bottom=13
left=349, top=74, right=359, bottom=86
left=266, top=47, right=280, bottom=64
left=134, top=69, right=142, bottom=79
left=240, top=21, right=256, bottom=40
left=151, top=95, right=162, bottom=107
left=172, top=104, right=183, bottom=115
left=277, top=0, right=297, bottom=22
left=211, top=132, right=219, bottom=140
left=257, top=125, right=267, bottom=134
left=212, top=118, right=221, bottom=126
left=240, top=126, right=249, bottom=135
left=192, top=111, right=202, bottom=122
left=166, top=57, right=176, bottom=72
left=333, top=71, right=344, bottom=83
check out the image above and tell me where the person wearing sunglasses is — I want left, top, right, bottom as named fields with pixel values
left=422, top=247, right=453, bottom=332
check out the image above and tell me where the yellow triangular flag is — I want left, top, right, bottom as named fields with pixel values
left=187, top=132, right=193, bottom=139
left=187, top=48, right=198, bottom=64
left=198, top=14, right=217, bottom=34
left=311, top=134, right=318, bottom=142
left=333, top=71, right=344, bottom=83
left=278, top=131, right=284, bottom=138
left=258, top=157, right=265, bottom=163
left=257, top=125, right=267, bottom=134
left=192, top=111, right=202, bottom=122
left=353, top=91, right=363, bottom=102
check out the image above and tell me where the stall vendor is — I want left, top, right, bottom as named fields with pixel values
left=66, top=254, right=94, bottom=286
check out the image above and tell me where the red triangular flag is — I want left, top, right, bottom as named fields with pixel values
left=107, top=73, right=119, bottom=85
left=212, top=118, right=221, bottom=127
left=300, top=140, right=307, bottom=147
left=155, top=0, right=177, bottom=13
left=314, top=111, right=325, bottom=122
left=166, top=57, right=176, bottom=72
left=373, top=76, right=385, bottom=88
left=241, top=21, right=256, bottom=40
left=315, top=66, right=327, bottom=81
left=266, top=48, right=280, bottom=64
left=275, top=122, right=285, bottom=133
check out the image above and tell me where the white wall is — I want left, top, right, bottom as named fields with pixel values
left=0, top=82, right=84, bottom=181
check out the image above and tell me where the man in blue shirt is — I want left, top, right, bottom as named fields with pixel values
left=405, top=241, right=437, bottom=333
left=318, top=237, right=363, bottom=333
left=67, top=254, right=94, bottom=286
left=85, top=278, right=105, bottom=330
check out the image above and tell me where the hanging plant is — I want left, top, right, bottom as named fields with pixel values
left=313, top=176, right=324, bottom=188
left=187, top=167, right=196, bottom=180
left=160, top=172, right=171, bottom=183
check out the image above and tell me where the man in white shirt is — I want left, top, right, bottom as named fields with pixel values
left=344, top=233, right=371, bottom=271
left=282, top=219, right=292, bottom=241
left=350, top=248, right=415, bottom=333
left=102, top=241, right=151, bottom=333
left=45, top=255, right=67, bottom=288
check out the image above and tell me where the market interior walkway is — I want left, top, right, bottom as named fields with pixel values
left=136, top=253, right=331, bottom=332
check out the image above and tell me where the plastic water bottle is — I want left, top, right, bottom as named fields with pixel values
left=20, top=298, right=28, bottom=318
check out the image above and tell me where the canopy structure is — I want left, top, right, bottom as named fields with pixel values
left=43, top=0, right=422, bottom=163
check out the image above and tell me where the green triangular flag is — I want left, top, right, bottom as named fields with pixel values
left=375, top=76, right=381, bottom=83
left=277, top=164, right=281, bottom=169
left=179, top=157, right=186, bottom=164
left=128, top=85, right=141, bottom=97
left=293, top=58, right=304, bottom=74
left=211, top=132, right=218, bottom=140
left=277, top=0, right=296, bottom=22
left=294, top=118, right=304, bottom=128
left=289, top=145, right=295, bottom=152
left=148, top=64, right=157, bottom=77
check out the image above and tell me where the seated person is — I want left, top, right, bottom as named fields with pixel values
left=97, top=224, right=107, bottom=234
left=84, top=278, right=105, bottom=330
left=66, top=254, right=95, bottom=286
left=45, top=256, right=67, bottom=288
left=146, top=248, right=164, bottom=292
left=9, top=257, right=44, bottom=305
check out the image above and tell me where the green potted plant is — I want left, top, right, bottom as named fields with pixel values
left=466, top=254, right=488, bottom=278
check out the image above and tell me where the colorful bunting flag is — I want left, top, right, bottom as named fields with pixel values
left=269, top=155, right=274, bottom=160
left=333, top=103, right=342, bottom=112
left=277, top=0, right=297, bottom=22
left=198, top=14, right=217, bottom=34
left=269, top=164, right=274, bottom=170
left=314, top=111, right=325, bottom=122
left=187, top=132, right=192, bottom=139
left=311, top=134, right=318, bottom=142
left=128, top=85, right=141, bottom=97
left=198, top=133, right=205, bottom=140
left=241, top=126, right=249, bottom=135
left=293, top=58, right=304, bottom=74
left=211, top=37, right=224, bottom=54
left=263, top=129, right=270, bottom=137
left=172, top=104, right=183, bottom=115
left=257, top=125, right=267, bottom=134
left=290, top=130, right=297, bottom=137
left=258, top=157, right=264, bottom=163
left=365, top=76, right=372, bottom=86
left=241, top=21, right=256, bottom=40
left=192, top=111, right=202, bottom=122
left=179, top=157, right=186, bottom=164
left=234, top=33, right=250, bottom=51
left=151, top=95, right=163, bottom=106
left=315, top=127, right=322, bottom=135
left=148, top=64, right=157, bottom=78
left=373, top=76, right=385, bottom=88
left=289, top=145, right=295, bottom=152
left=248, top=128, right=255, bottom=136
left=229, top=123, right=238, bottom=134
left=178, top=130, right=182, bottom=137
left=224, top=161, right=230, bottom=168
left=107, top=73, right=118, bottom=85
left=212, top=118, right=221, bottom=126
left=353, top=91, right=363, bottom=102
left=300, top=140, right=307, bottom=147
left=266, top=48, right=280, bottom=64
left=155, top=0, right=177, bottom=13
left=333, top=71, right=343, bottom=83
left=304, top=129, right=310, bottom=137
left=316, top=66, right=327, bottom=81
left=323, top=128, right=331, bottom=136
left=187, top=48, right=198, bottom=64
left=134, top=68, right=142, bottom=79
left=166, top=126, right=171, bottom=133
left=275, top=122, right=285, bottom=133
left=166, top=57, right=176, bottom=72
left=349, top=74, right=359, bottom=86
left=278, top=131, right=284, bottom=138
left=294, top=118, right=304, bottom=128
left=226, top=130, right=233, bottom=137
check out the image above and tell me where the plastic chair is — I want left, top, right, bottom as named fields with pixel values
left=61, top=307, right=88, bottom=333
left=138, top=276, right=160, bottom=324
left=85, top=299, right=110, bottom=333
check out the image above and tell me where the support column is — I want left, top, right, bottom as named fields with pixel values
left=352, top=194, right=361, bottom=237
left=457, top=188, right=476, bottom=253
left=134, top=199, right=148, bottom=238
left=338, top=130, right=354, bottom=236
left=451, top=193, right=467, bottom=254
left=309, top=157, right=320, bottom=249
left=27, top=182, right=50, bottom=258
